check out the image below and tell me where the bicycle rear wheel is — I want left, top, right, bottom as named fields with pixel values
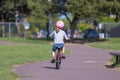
left=56, top=53, right=61, bottom=69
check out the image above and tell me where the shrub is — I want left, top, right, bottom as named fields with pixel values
left=77, top=22, right=94, bottom=32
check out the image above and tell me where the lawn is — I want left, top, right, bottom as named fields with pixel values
left=90, top=38, right=120, bottom=50
left=0, top=38, right=52, bottom=80
left=0, top=37, right=119, bottom=79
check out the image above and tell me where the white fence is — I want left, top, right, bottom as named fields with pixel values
left=0, top=22, right=41, bottom=38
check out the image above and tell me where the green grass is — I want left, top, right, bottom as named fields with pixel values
left=90, top=38, right=120, bottom=50
left=0, top=37, right=52, bottom=44
left=0, top=37, right=53, bottom=80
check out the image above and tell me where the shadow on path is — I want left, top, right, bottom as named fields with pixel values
left=43, top=67, right=57, bottom=70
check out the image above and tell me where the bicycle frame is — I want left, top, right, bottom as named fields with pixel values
left=56, top=49, right=62, bottom=59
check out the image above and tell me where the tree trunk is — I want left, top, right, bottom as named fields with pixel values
left=64, top=13, right=79, bottom=42
left=115, top=14, right=119, bottom=22
left=0, top=14, right=5, bottom=37
left=70, top=16, right=79, bottom=42
left=46, top=21, right=49, bottom=38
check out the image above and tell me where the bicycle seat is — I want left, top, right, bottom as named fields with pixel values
left=56, top=46, right=63, bottom=50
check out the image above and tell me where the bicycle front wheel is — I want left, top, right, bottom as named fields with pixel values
left=56, top=53, right=61, bottom=69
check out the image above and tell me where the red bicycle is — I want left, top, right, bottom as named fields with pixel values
left=56, top=47, right=62, bottom=69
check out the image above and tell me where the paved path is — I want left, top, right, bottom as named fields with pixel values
left=14, top=45, right=120, bottom=80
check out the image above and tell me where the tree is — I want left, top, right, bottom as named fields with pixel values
left=26, top=0, right=49, bottom=20
left=0, top=0, right=52, bottom=38
left=0, top=0, right=49, bottom=22
left=52, top=0, right=97, bottom=41
left=1, top=0, right=120, bottom=39
left=52, top=0, right=120, bottom=41
left=96, top=0, right=120, bottom=22
left=110, top=0, right=120, bottom=22
left=0, top=0, right=15, bottom=21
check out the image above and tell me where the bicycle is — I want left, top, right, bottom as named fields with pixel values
left=55, top=47, right=63, bottom=69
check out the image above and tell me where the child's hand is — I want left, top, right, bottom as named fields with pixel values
left=65, top=38, right=70, bottom=42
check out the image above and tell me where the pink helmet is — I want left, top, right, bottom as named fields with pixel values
left=56, top=20, right=64, bottom=29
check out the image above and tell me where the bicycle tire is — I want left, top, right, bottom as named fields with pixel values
left=56, top=53, right=61, bottom=69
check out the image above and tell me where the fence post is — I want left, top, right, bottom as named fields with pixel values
left=8, top=22, right=11, bottom=38
left=2, top=22, right=5, bottom=37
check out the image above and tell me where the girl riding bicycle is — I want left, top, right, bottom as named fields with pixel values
left=49, top=20, right=69, bottom=63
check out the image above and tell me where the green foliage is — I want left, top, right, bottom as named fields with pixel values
left=98, top=17, right=115, bottom=22
left=0, top=0, right=49, bottom=22
left=29, top=23, right=40, bottom=32
left=1, top=0, right=120, bottom=38
left=1, top=0, right=120, bottom=22
left=77, top=22, right=94, bottom=32
left=96, top=0, right=120, bottom=22
left=65, top=0, right=95, bottom=19
left=26, top=0, right=48, bottom=19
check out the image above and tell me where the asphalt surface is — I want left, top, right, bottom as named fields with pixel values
left=14, top=45, right=120, bottom=80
